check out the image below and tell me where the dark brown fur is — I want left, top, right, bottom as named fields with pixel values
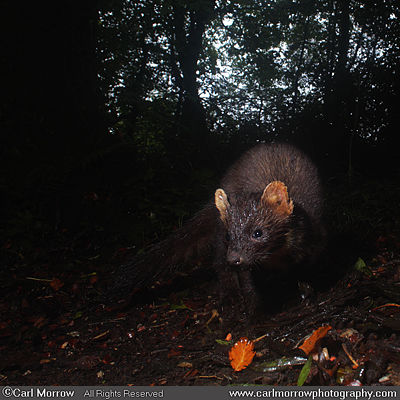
left=213, top=143, right=324, bottom=320
left=110, top=143, right=324, bottom=321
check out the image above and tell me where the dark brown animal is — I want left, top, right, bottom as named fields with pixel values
left=111, top=143, right=324, bottom=321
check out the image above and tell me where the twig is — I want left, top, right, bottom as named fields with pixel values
left=342, top=343, right=359, bottom=369
left=198, top=375, right=223, bottom=380
left=26, top=277, right=52, bottom=282
left=253, top=333, right=268, bottom=343
left=205, top=309, right=219, bottom=326
left=92, top=330, right=110, bottom=340
left=372, top=303, right=400, bottom=311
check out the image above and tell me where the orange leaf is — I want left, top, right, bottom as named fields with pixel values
left=229, top=337, right=255, bottom=371
left=50, top=278, right=64, bottom=291
left=90, top=275, right=98, bottom=285
left=299, top=325, right=331, bottom=355
left=167, top=348, right=182, bottom=358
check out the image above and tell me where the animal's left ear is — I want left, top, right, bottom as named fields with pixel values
left=215, top=188, right=230, bottom=222
left=261, top=181, right=294, bottom=217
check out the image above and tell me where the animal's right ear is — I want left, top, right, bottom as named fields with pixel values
left=261, top=180, right=294, bottom=217
left=215, top=188, right=230, bottom=222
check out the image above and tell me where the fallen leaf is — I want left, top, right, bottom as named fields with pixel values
left=346, top=380, right=362, bottom=386
left=90, top=275, right=98, bottom=285
left=168, top=348, right=182, bottom=358
left=256, top=356, right=307, bottom=372
left=354, top=258, right=372, bottom=276
left=229, top=337, right=255, bottom=372
left=299, top=325, right=331, bottom=355
left=50, top=278, right=64, bottom=291
left=297, top=355, right=312, bottom=386
left=216, top=339, right=231, bottom=345
left=73, top=311, right=83, bottom=320
left=177, top=362, right=193, bottom=368
left=75, top=355, right=101, bottom=369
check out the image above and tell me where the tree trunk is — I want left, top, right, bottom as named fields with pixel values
left=168, top=1, right=215, bottom=161
left=323, top=0, right=352, bottom=164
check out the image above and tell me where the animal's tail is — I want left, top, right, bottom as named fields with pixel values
left=107, top=203, right=218, bottom=302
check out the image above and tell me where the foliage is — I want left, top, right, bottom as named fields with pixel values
left=229, top=337, right=256, bottom=372
left=97, top=0, right=400, bottom=152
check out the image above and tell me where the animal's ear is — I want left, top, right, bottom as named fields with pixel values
left=261, top=181, right=294, bottom=217
left=215, top=188, right=230, bottom=222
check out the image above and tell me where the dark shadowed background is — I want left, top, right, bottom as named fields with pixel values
left=1, top=0, right=399, bottom=280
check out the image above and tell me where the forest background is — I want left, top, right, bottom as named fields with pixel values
left=1, top=0, right=400, bottom=264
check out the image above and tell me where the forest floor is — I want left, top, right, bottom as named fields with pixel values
left=1, top=233, right=400, bottom=386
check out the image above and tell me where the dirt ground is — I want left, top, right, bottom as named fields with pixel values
left=1, top=235, right=400, bottom=386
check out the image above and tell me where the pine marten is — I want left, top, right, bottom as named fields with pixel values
left=110, top=143, right=324, bottom=321
left=212, top=143, right=324, bottom=320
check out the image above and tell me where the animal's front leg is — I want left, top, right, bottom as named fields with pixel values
left=216, top=265, right=242, bottom=324
left=237, top=269, right=260, bottom=321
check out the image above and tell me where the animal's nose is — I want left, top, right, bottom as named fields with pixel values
left=227, top=251, right=244, bottom=266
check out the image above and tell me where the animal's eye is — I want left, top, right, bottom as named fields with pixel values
left=252, top=229, right=263, bottom=238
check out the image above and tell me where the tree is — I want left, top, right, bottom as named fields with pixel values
left=97, top=0, right=400, bottom=167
